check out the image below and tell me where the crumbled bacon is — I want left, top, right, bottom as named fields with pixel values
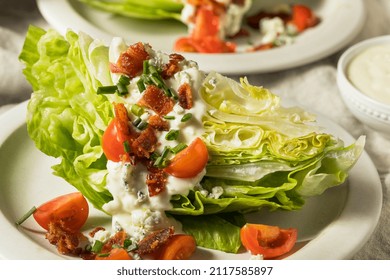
left=110, top=42, right=149, bottom=78
left=45, top=221, right=86, bottom=256
left=101, top=231, right=128, bottom=254
left=161, top=53, right=185, bottom=79
left=131, top=126, right=158, bottom=158
left=146, top=167, right=167, bottom=197
left=178, top=83, right=193, bottom=109
left=137, top=227, right=174, bottom=256
left=89, top=226, right=106, bottom=238
left=138, top=85, right=175, bottom=116
left=148, top=115, right=170, bottom=131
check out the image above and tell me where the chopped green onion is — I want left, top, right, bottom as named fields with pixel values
left=131, top=104, right=144, bottom=117
left=123, top=141, right=131, bottom=153
left=97, top=85, right=118, bottom=94
left=148, top=64, right=158, bottom=75
left=150, top=74, right=164, bottom=88
left=143, top=60, right=150, bottom=75
left=116, top=82, right=128, bottom=96
left=181, top=113, right=193, bottom=122
left=137, top=78, right=146, bottom=93
left=165, top=129, right=179, bottom=141
left=154, top=146, right=171, bottom=168
left=123, top=239, right=132, bottom=249
left=97, top=253, right=110, bottom=257
left=15, top=206, right=37, bottom=226
left=171, top=143, right=187, bottom=154
left=132, top=117, right=142, bottom=127
left=168, top=88, right=178, bottom=100
left=91, top=240, right=103, bottom=253
left=118, top=75, right=130, bottom=86
left=163, top=115, right=175, bottom=120
left=136, top=120, right=148, bottom=130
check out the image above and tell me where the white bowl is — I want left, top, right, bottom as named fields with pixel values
left=337, top=35, right=390, bottom=139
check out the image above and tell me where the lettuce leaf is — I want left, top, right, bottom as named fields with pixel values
left=78, top=0, right=183, bottom=20
left=19, top=25, right=114, bottom=211
left=168, top=72, right=365, bottom=216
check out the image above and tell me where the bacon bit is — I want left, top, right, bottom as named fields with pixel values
left=46, top=221, right=87, bottom=256
left=101, top=231, right=128, bottom=254
left=131, top=126, right=158, bottom=158
left=89, top=227, right=106, bottom=238
left=161, top=53, right=185, bottom=79
left=178, top=83, right=193, bottom=109
left=148, top=115, right=170, bottom=131
left=137, top=227, right=174, bottom=256
left=111, top=42, right=149, bottom=78
left=146, top=167, right=167, bottom=197
left=138, top=85, right=175, bottom=116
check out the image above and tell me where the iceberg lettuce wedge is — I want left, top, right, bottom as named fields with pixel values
left=19, top=26, right=365, bottom=254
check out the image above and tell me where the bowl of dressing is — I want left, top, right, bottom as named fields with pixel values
left=337, top=35, right=390, bottom=138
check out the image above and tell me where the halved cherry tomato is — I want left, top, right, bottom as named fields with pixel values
left=174, top=7, right=236, bottom=53
left=95, top=248, right=132, bottom=260
left=157, top=234, right=196, bottom=260
left=164, top=137, right=208, bottom=178
left=102, top=119, right=126, bottom=162
left=240, top=223, right=297, bottom=259
left=291, top=4, right=318, bottom=32
left=33, top=192, right=89, bottom=232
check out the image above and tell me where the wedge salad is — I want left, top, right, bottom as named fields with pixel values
left=78, top=0, right=319, bottom=53
left=18, top=25, right=364, bottom=260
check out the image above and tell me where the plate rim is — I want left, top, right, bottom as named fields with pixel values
left=0, top=100, right=383, bottom=260
left=36, top=0, right=366, bottom=75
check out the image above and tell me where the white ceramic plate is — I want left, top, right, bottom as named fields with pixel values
left=0, top=101, right=382, bottom=260
left=36, top=0, right=365, bottom=75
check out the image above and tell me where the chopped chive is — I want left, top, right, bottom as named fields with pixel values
left=15, top=206, right=37, bottom=226
left=123, top=239, right=132, bottom=249
left=181, top=113, right=193, bottom=122
left=163, top=115, right=175, bottom=120
left=148, top=64, right=158, bottom=75
left=168, top=88, right=178, bottom=100
left=143, top=60, right=150, bottom=75
left=136, top=120, right=148, bottom=130
left=97, top=253, right=110, bottom=257
left=137, top=78, right=146, bottom=93
left=118, top=75, right=130, bottom=85
left=123, top=140, right=131, bottom=153
left=91, top=240, right=103, bottom=253
left=165, top=129, right=179, bottom=141
left=131, top=104, right=144, bottom=117
left=154, top=146, right=171, bottom=168
left=171, top=143, right=187, bottom=154
left=116, top=82, right=128, bottom=96
left=97, top=85, right=118, bottom=94
left=150, top=74, right=164, bottom=88
left=132, top=117, right=142, bottom=127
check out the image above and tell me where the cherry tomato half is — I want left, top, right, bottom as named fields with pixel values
left=33, top=192, right=89, bottom=232
left=164, top=137, right=208, bottom=178
left=240, top=223, right=297, bottom=259
left=102, top=119, right=128, bottom=162
left=156, top=234, right=196, bottom=260
left=95, top=248, right=132, bottom=260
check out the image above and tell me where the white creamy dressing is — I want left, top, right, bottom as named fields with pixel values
left=347, top=44, right=390, bottom=105
left=181, top=0, right=252, bottom=39
left=102, top=38, right=208, bottom=243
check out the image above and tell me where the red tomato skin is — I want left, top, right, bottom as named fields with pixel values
left=95, top=248, right=132, bottom=260
left=102, top=119, right=123, bottom=162
left=33, top=192, right=89, bottom=232
left=164, top=137, right=208, bottom=178
left=240, top=223, right=297, bottom=259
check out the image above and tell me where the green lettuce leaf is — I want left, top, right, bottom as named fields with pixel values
left=19, top=25, right=114, bottom=211
left=78, top=0, right=183, bottom=20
